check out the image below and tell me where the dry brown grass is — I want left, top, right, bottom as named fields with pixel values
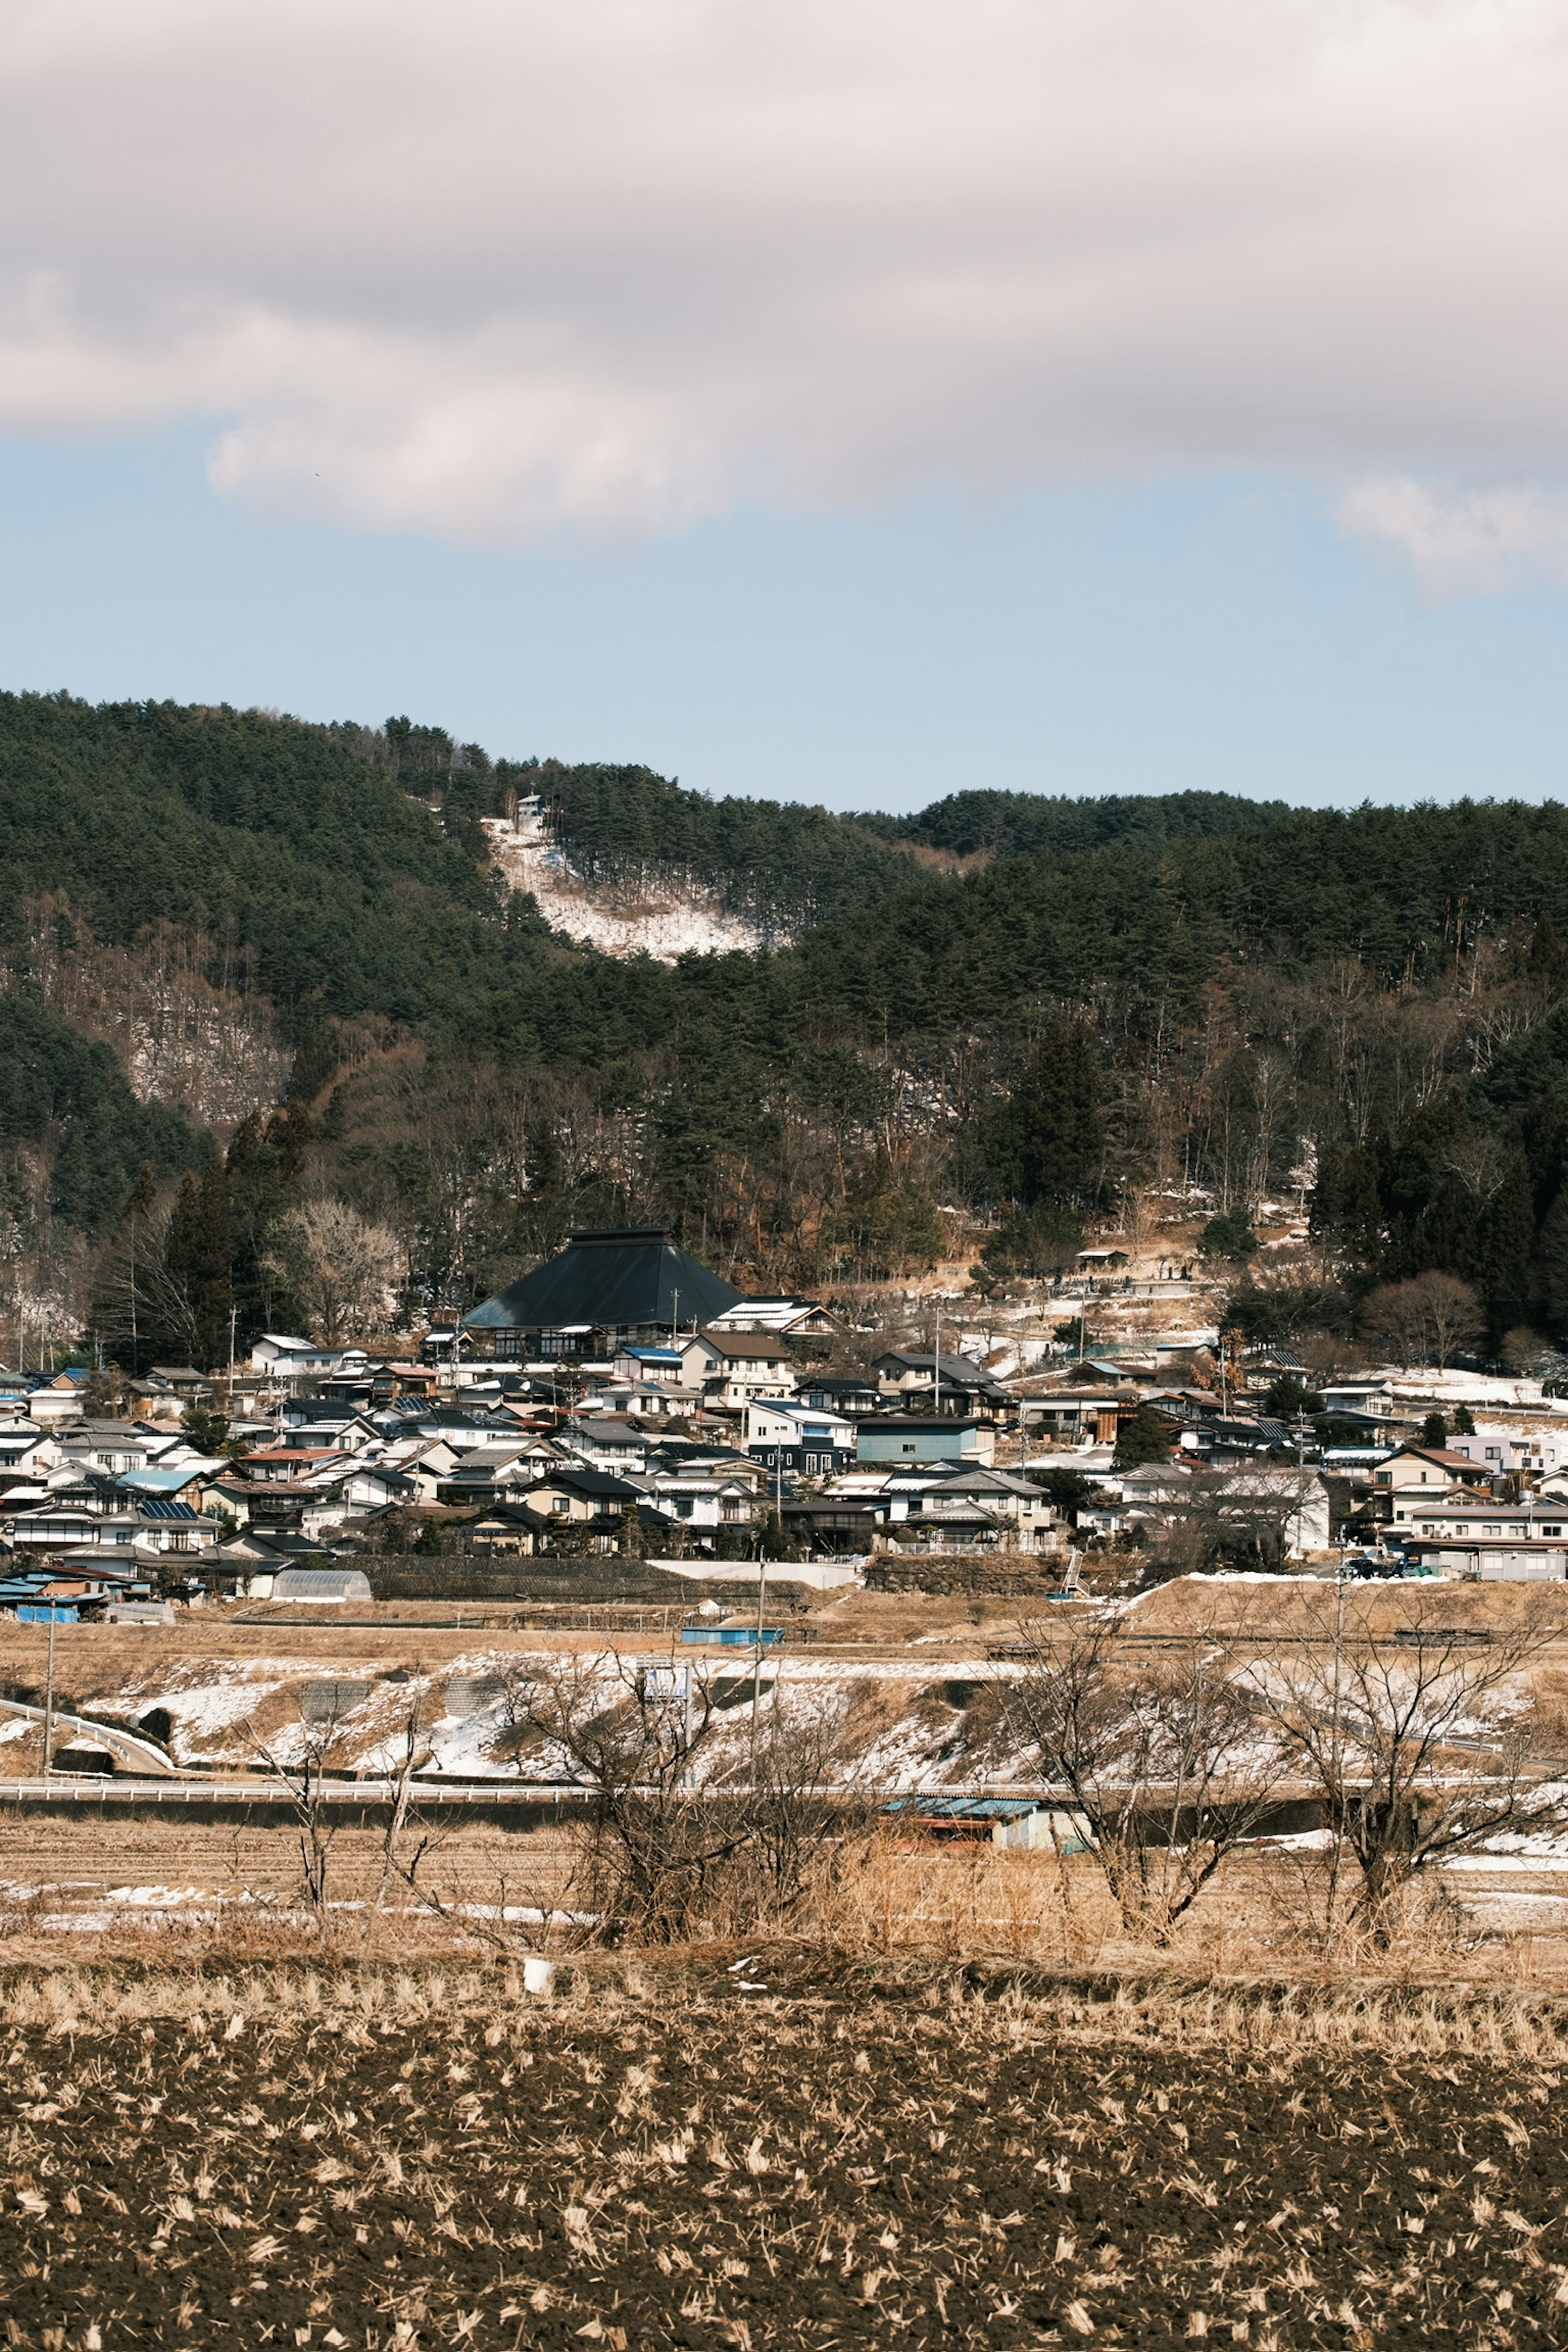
left=807, top=1833, right=1568, bottom=1991
left=2, top=1943, right=1568, bottom=2069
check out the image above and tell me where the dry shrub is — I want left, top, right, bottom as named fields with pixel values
left=814, top=1831, right=1119, bottom=1964
left=1258, top=1844, right=1481, bottom=1972
left=1522, top=1664, right=1568, bottom=1750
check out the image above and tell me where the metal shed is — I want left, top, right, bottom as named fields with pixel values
left=882, top=1796, right=1089, bottom=1851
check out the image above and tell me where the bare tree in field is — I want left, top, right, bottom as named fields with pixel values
left=249, top=1697, right=354, bottom=1918
left=1006, top=1616, right=1286, bottom=1947
left=515, top=1649, right=859, bottom=1943
left=1233, top=1588, right=1567, bottom=1943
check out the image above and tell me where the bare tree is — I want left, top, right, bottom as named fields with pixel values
left=1149, top=1466, right=1325, bottom=1576
left=264, top=1198, right=402, bottom=1345
left=1234, top=1588, right=1567, bottom=1943
left=1359, top=1272, right=1483, bottom=1370
left=1006, top=1616, right=1286, bottom=1946
left=249, top=1703, right=352, bottom=1918
left=513, top=1649, right=858, bottom=1943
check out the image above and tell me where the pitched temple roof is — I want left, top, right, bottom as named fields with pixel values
left=461, top=1228, right=742, bottom=1334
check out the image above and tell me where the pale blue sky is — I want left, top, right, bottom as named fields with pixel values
left=7, top=6, right=1568, bottom=817
left=1, top=430, right=1564, bottom=815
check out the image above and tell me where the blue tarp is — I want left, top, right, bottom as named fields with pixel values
left=680, top=1626, right=785, bottom=1646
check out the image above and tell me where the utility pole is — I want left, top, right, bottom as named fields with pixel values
left=932, top=1296, right=941, bottom=1421
left=749, top=1550, right=768, bottom=1783
left=42, top=1609, right=56, bottom=1781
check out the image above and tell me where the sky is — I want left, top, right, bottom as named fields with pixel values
left=4, top=0, right=1568, bottom=814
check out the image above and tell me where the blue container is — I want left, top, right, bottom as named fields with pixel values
left=679, top=1625, right=785, bottom=1647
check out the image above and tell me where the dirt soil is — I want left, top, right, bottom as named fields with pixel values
left=1, top=1967, right=1565, bottom=2348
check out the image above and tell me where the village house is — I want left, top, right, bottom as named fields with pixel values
left=1382, top=1489, right=1568, bottom=1546
left=703, top=1296, right=848, bottom=1343
left=745, top=1399, right=857, bottom=1481
left=1021, top=1390, right=1131, bottom=1447
left=779, top=1492, right=897, bottom=1554
left=249, top=1336, right=371, bottom=1381
left=797, top=1373, right=882, bottom=1415
left=1372, top=1446, right=1493, bottom=1528
left=679, top=1330, right=799, bottom=1409
left=855, top=1416, right=996, bottom=1468
left=580, top=1379, right=702, bottom=1421
left=609, top=1345, right=685, bottom=1387
left=515, top=1468, right=644, bottom=1550
left=1450, top=1423, right=1568, bottom=1478
left=639, top=1471, right=760, bottom=1536
left=872, top=1352, right=1012, bottom=1421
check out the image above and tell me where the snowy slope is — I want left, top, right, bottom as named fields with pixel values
left=483, top=802, right=770, bottom=962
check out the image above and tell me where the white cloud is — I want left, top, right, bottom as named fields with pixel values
left=4, top=1, right=1568, bottom=540
left=1337, top=477, right=1568, bottom=595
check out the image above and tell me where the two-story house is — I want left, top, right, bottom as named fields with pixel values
left=745, top=1400, right=857, bottom=1481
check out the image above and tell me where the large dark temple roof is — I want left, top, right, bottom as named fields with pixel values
left=461, top=1228, right=742, bottom=1332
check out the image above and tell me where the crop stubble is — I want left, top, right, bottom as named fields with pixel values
left=0, top=1969, right=1565, bottom=2348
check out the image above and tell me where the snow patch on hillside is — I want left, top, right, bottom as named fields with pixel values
left=483, top=802, right=770, bottom=962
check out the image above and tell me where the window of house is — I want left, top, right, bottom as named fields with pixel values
left=1545, top=1524, right=1564, bottom=1536
left=1486, top=1448, right=1501, bottom=1459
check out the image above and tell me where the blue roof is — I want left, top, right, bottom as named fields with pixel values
left=119, top=1465, right=212, bottom=1493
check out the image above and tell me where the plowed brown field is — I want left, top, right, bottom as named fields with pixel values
left=1, top=1966, right=1565, bottom=2348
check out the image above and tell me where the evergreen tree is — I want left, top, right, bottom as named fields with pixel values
left=1008, top=1017, right=1105, bottom=1207
left=1113, top=1406, right=1175, bottom=1470
left=162, top=1160, right=233, bottom=1368
left=1309, top=1142, right=1384, bottom=1266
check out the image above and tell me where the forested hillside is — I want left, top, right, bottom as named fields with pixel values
left=6, top=689, right=1568, bottom=1368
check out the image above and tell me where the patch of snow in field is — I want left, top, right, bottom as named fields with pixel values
left=1446, top=1853, right=1568, bottom=1872
left=104, top=1884, right=212, bottom=1908
left=160, top=1680, right=290, bottom=1735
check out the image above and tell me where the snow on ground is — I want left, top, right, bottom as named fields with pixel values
left=482, top=811, right=769, bottom=962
